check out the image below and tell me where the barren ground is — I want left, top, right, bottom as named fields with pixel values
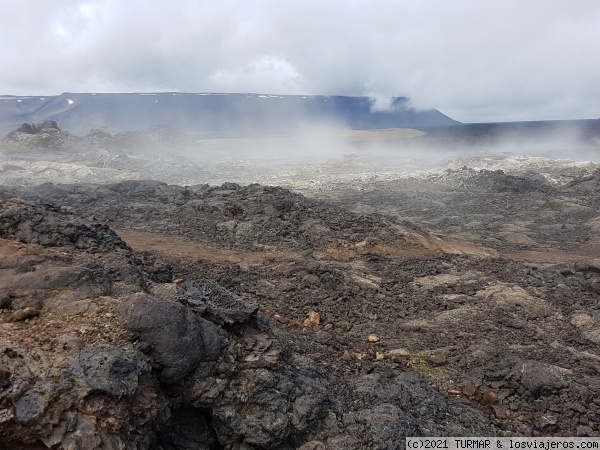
left=1, top=127, right=600, bottom=448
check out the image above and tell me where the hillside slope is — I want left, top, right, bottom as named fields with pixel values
left=0, top=92, right=458, bottom=134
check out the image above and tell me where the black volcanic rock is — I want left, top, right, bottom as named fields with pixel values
left=119, top=293, right=228, bottom=383
left=12, top=120, right=59, bottom=135
left=0, top=181, right=432, bottom=252
left=0, top=92, right=458, bottom=135
left=11, top=168, right=600, bottom=444
left=0, top=198, right=130, bottom=252
left=2, top=120, right=83, bottom=151
left=177, top=280, right=259, bottom=325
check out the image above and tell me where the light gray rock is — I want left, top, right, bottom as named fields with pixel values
left=514, top=361, right=569, bottom=397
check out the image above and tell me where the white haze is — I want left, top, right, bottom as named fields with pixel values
left=174, top=121, right=600, bottom=180
left=1, top=1, right=600, bottom=122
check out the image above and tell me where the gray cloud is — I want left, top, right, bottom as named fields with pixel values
left=2, top=0, right=600, bottom=122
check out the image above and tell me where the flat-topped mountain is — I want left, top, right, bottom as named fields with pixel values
left=0, top=92, right=458, bottom=135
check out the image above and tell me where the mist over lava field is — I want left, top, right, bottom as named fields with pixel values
left=2, top=0, right=600, bottom=447
left=1, top=95, right=600, bottom=448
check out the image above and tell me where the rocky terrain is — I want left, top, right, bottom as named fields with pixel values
left=1, top=122, right=600, bottom=448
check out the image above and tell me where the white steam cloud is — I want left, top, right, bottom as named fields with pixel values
left=1, top=1, right=600, bottom=122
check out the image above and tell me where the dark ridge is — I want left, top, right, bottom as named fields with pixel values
left=0, top=92, right=458, bottom=134
left=414, top=119, right=600, bottom=148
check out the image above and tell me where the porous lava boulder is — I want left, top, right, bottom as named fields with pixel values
left=177, top=280, right=259, bottom=325
left=0, top=341, right=165, bottom=449
left=119, top=293, right=228, bottom=383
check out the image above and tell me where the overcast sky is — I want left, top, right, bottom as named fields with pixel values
left=1, top=0, right=599, bottom=122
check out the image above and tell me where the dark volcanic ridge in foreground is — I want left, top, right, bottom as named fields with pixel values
left=0, top=180, right=471, bottom=255
left=1, top=175, right=600, bottom=448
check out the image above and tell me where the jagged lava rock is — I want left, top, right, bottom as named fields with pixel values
left=0, top=198, right=130, bottom=252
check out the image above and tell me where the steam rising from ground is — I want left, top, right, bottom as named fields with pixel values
left=181, top=122, right=600, bottom=168
left=164, top=120, right=600, bottom=189
left=1, top=119, right=598, bottom=190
